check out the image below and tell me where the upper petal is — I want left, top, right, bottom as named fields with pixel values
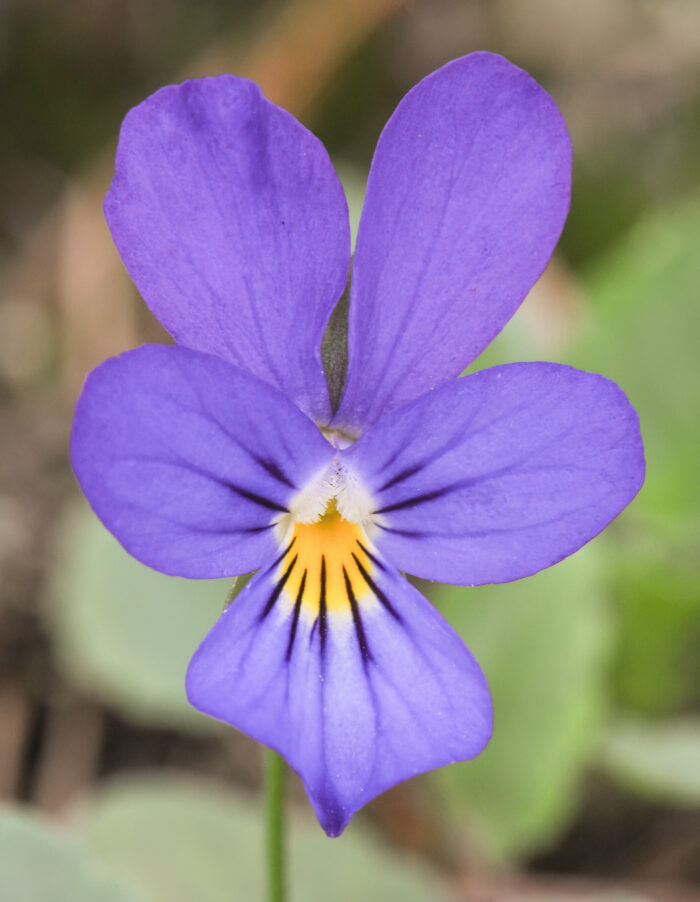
left=106, top=76, right=351, bottom=422
left=343, top=363, right=645, bottom=584
left=186, top=538, right=491, bottom=836
left=71, top=345, right=335, bottom=578
left=335, top=52, right=571, bottom=431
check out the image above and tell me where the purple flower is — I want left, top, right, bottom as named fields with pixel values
left=71, top=53, right=644, bottom=836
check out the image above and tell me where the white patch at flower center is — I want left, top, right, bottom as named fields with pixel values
left=289, top=460, right=374, bottom=525
left=275, top=458, right=376, bottom=550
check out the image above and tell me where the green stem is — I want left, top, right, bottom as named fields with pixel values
left=265, top=748, right=286, bottom=902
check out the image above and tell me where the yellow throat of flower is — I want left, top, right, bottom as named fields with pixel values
left=279, top=500, right=376, bottom=617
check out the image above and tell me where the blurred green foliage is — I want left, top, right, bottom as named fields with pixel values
left=574, top=194, right=700, bottom=538
left=612, top=548, right=699, bottom=715
left=81, top=777, right=447, bottom=902
left=575, top=196, right=700, bottom=718
left=600, top=717, right=700, bottom=807
left=0, top=781, right=447, bottom=902
left=0, top=808, right=140, bottom=902
left=432, top=544, right=612, bottom=861
left=48, top=503, right=228, bottom=733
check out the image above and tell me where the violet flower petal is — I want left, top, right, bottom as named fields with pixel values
left=344, top=362, right=645, bottom=584
left=70, top=345, right=335, bottom=578
left=105, top=76, right=350, bottom=422
left=335, top=52, right=572, bottom=431
left=186, top=550, right=492, bottom=836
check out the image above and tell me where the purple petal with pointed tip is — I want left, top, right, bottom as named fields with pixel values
left=335, top=52, right=572, bottom=431
left=186, top=550, right=492, bottom=835
left=106, top=76, right=350, bottom=422
left=343, top=363, right=645, bottom=585
left=71, top=345, right=335, bottom=578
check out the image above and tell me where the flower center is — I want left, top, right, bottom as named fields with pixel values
left=278, top=499, right=376, bottom=616
left=271, top=465, right=380, bottom=622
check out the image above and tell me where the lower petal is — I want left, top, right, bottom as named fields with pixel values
left=186, top=538, right=492, bottom=835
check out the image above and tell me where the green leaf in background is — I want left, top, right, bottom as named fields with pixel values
left=46, top=501, right=232, bottom=733
left=574, top=193, right=700, bottom=540
left=599, top=717, right=700, bottom=807
left=0, top=806, right=141, bottom=902
left=431, top=543, right=613, bottom=862
left=571, top=194, right=700, bottom=719
left=613, top=546, right=699, bottom=715
left=81, top=776, right=447, bottom=902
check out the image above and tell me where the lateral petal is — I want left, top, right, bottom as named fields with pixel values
left=343, top=363, right=645, bottom=585
left=70, top=345, right=335, bottom=578
left=186, top=537, right=492, bottom=836
left=335, top=52, right=571, bottom=431
left=106, top=76, right=350, bottom=422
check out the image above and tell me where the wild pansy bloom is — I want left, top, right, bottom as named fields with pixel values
left=71, top=53, right=644, bottom=836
